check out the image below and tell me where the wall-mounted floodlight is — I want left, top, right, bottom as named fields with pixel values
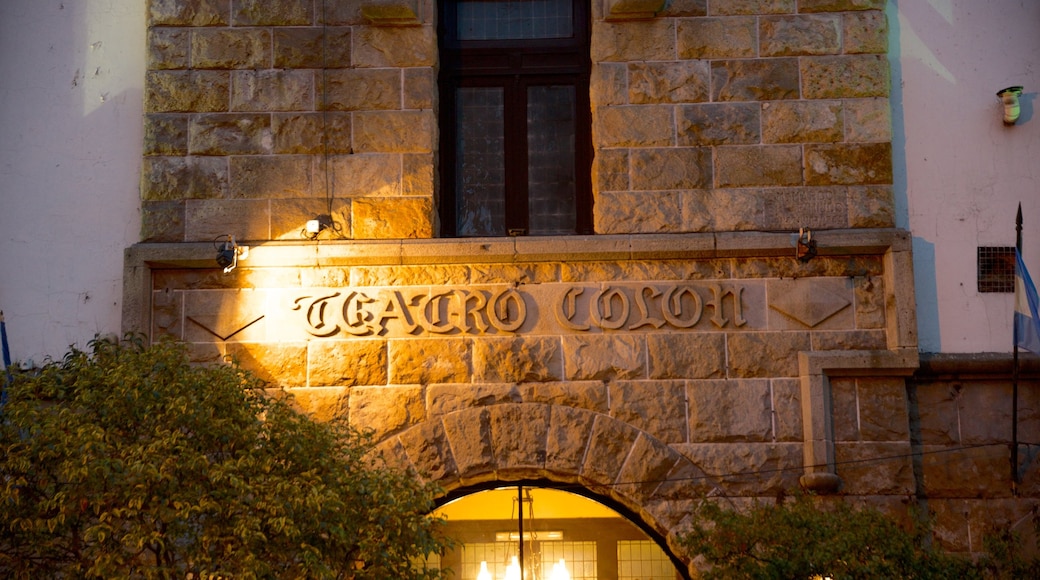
left=214, top=234, right=248, bottom=273
left=997, top=86, right=1024, bottom=125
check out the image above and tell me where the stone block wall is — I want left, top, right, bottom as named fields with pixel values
left=142, top=0, right=893, bottom=241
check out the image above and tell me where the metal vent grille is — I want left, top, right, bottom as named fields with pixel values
left=978, top=246, right=1016, bottom=293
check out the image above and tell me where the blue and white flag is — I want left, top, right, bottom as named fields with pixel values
left=1015, top=249, right=1040, bottom=355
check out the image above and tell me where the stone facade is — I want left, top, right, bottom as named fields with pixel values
left=129, top=0, right=1040, bottom=575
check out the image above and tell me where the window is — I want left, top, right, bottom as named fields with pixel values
left=438, top=0, right=593, bottom=237
left=978, top=246, right=1016, bottom=293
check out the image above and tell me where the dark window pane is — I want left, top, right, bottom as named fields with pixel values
left=457, top=0, right=573, bottom=40
left=457, top=87, right=506, bottom=236
left=528, top=85, right=576, bottom=235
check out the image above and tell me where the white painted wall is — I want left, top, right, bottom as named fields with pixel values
left=890, top=0, right=1040, bottom=353
left=0, top=1, right=144, bottom=365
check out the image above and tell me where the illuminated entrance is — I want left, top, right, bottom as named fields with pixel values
left=432, top=485, right=682, bottom=580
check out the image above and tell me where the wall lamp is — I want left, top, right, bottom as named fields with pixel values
left=997, top=86, right=1024, bottom=125
left=214, top=234, right=248, bottom=273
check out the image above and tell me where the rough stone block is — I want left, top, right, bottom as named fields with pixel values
left=629, top=60, right=710, bottom=104
left=354, top=110, right=434, bottom=153
left=145, top=70, right=229, bottom=113
left=798, top=0, right=885, bottom=12
left=231, top=70, right=314, bottom=112
left=563, top=335, right=646, bottom=381
left=272, top=112, right=352, bottom=155
left=856, top=378, right=910, bottom=441
left=148, top=27, right=189, bottom=69
left=843, top=10, right=887, bottom=54
left=594, top=148, right=629, bottom=192
left=403, top=68, right=435, bottom=110
left=427, top=384, right=522, bottom=416
left=148, top=0, right=230, bottom=26
left=647, top=333, right=726, bottom=379
left=594, top=105, right=674, bottom=148
left=614, top=434, right=680, bottom=502
left=595, top=190, right=683, bottom=234
left=804, top=142, right=892, bottom=185
left=307, top=339, right=388, bottom=386
left=184, top=199, right=271, bottom=241
left=848, top=185, right=895, bottom=228
left=520, top=382, right=609, bottom=413
left=189, top=113, right=272, bottom=155
left=604, top=0, right=666, bottom=20
left=727, top=331, right=810, bottom=377
left=582, top=416, right=640, bottom=484
left=831, top=377, right=859, bottom=441
left=225, top=342, right=307, bottom=386
left=771, top=378, right=802, bottom=441
left=609, top=381, right=688, bottom=443
left=490, top=404, right=550, bottom=469
left=402, top=154, right=434, bottom=197
left=322, top=68, right=399, bottom=111
left=688, top=380, right=773, bottom=441
left=398, top=419, right=458, bottom=481
left=678, top=103, right=761, bottom=146
left=712, top=59, right=800, bottom=102
left=677, top=17, right=756, bottom=59
left=274, top=27, right=352, bottom=68
left=835, top=442, right=915, bottom=495
left=472, top=337, right=564, bottom=383
left=350, top=385, right=424, bottom=439
left=191, top=28, right=270, bottom=69
left=591, top=63, right=628, bottom=107
left=330, top=153, right=402, bottom=197
left=360, top=0, right=423, bottom=25
left=144, top=114, right=189, bottom=156
left=591, top=20, right=676, bottom=63
left=812, top=330, right=887, bottom=351
left=232, top=0, right=313, bottom=25
left=801, top=55, right=889, bottom=99
left=631, top=147, right=712, bottom=190
left=844, top=97, right=891, bottom=142
left=229, top=155, right=315, bottom=199
left=141, top=200, right=186, bottom=242
left=761, top=186, right=849, bottom=230
left=353, top=26, right=436, bottom=68
left=286, top=386, right=350, bottom=423
left=760, top=14, right=840, bottom=56
left=141, top=156, right=228, bottom=200
left=443, top=409, right=496, bottom=478
left=270, top=198, right=350, bottom=240
left=388, top=338, right=470, bottom=384
left=546, top=406, right=597, bottom=474
left=709, top=0, right=795, bottom=15
left=762, top=100, right=842, bottom=143
left=676, top=442, right=803, bottom=494
left=715, top=145, right=803, bottom=188
left=352, top=197, right=434, bottom=238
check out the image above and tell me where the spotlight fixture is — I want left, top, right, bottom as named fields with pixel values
left=214, top=234, right=248, bottom=273
left=997, top=86, right=1024, bottom=125
left=797, top=227, right=817, bottom=263
left=305, top=214, right=335, bottom=239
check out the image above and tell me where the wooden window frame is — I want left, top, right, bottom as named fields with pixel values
left=438, top=0, right=593, bottom=237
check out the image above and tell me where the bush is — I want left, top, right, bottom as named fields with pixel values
left=678, top=494, right=980, bottom=580
left=0, top=337, right=448, bottom=579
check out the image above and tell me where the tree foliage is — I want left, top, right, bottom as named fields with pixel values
left=0, top=337, right=448, bottom=579
left=678, top=494, right=982, bottom=580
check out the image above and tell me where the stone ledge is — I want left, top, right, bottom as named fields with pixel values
left=604, top=0, right=667, bottom=21
left=124, top=228, right=912, bottom=269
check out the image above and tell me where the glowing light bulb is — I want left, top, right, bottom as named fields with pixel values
left=477, top=561, right=492, bottom=580
left=549, top=558, right=571, bottom=580
left=504, top=556, right=521, bottom=580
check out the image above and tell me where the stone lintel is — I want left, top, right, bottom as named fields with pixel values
left=604, top=0, right=667, bottom=21
left=360, top=1, right=421, bottom=26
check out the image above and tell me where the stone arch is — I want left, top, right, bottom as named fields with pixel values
left=372, top=401, right=709, bottom=575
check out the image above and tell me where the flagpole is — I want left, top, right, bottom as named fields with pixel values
left=1013, top=204, right=1022, bottom=489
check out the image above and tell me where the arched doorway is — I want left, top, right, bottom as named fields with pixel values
left=430, top=482, right=687, bottom=580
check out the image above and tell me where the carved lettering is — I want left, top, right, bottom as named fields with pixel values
left=591, top=287, right=630, bottom=330
left=293, top=282, right=748, bottom=338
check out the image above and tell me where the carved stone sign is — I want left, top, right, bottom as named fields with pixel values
left=292, top=282, right=751, bottom=338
